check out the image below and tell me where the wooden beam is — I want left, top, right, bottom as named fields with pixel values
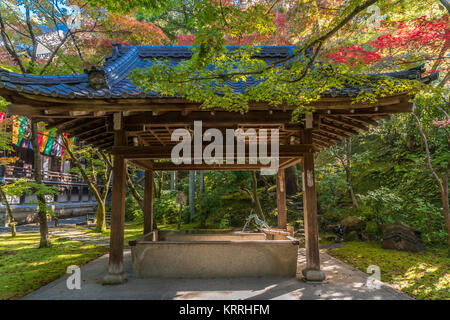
left=342, top=115, right=378, bottom=127
left=319, top=119, right=358, bottom=135
left=277, top=168, right=287, bottom=229
left=143, top=170, right=154, bottom=235
left=318, top=127, right=349, bottom=139
left=129, top=159, right=153, bottom=170
left=123, top=111, right=298, bottom=127
left=55, top=118, right=105, bottom=133
left=312, top=138, right=332, bottom=149
left=111, top=144, right=314, bottom=159
left=10, top=91, right=409, bottom=109
left=53, top=117, right=85, bottom=129
left=312, top=132, right=340, bottom=143
left=83, top=131, right=112, bottom=143
left=323, top=115, right=368, bottom=131
left=90, top=136, right=114, bottom=147
left=152, top=162, right=274, bottom=171
left=279, top=157, right=302, bottom=169
left=315, top=102, right=413, bottom=115
left=6, top=104, right=45, bottom=116
left=76, top=125, right=107, bottom=138
left=96, top=140, right=114, bottom=150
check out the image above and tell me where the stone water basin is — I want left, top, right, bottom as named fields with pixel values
left=129, top=229, right=299, bottom=278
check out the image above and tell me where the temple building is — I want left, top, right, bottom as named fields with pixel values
left=0, top=114, right=99, bottom=225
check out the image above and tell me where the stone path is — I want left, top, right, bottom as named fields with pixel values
left=23, top=248, right=412, bottom=300
left=48, top=229, right=109, bottom=247
left=0, top=215, right=95, bottom=234
left=1, top=214, right=110, bottom=246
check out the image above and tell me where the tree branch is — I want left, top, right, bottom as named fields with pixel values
left=411, top=110, right=444, bottom=192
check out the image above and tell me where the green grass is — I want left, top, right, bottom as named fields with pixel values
left=83, top=222, right=146, bottom=242
left=326, top=241, right=450, bottom=300
left=0, top=233, right=108, bottom=300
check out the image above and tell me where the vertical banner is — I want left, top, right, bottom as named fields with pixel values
left=51, top=134, right=62, bottom=156
left=11, top=115, right=20, bottom=146
left=39, top=131, right=49, bottom=153
left=17, top=116, right=27, bottom=146
left=44, top=128, right=57, bottom=155
left=61, top=132, right=69, bottom=158
left=62, top=134, right=75, bottom=159
left=38, top=131, right=44, bottom=150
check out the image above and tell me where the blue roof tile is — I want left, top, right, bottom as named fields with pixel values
left=0, top=44, right=436, bottom=101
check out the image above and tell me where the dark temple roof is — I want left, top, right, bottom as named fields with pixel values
left=0, top=44, right=437, bottom=101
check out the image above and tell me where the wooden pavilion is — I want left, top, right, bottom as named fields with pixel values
left=0, top=44, right=435, bottom=283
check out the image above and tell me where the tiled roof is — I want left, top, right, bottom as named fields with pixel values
left=0, top=44, right=437, bottom=100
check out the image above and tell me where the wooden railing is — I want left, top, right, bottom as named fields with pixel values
left=1, top=165, right=81, bottom=183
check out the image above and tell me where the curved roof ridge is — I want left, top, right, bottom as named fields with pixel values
left=0, top=67, right=87, bottom=85
left=103, top=46, right=140, bottom=87
left=106, top=43, right=297, bottom=60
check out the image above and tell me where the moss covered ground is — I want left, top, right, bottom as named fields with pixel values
left=327, top=241, right=450, bottom=300
left=0, top=233, right=108, bottom=299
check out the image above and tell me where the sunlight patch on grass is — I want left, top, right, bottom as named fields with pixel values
left=327, top=242, right=450, bottom=300
left=0, top=233, right=108, bottom=300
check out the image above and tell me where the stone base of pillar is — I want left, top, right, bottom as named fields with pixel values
left=102, top=272, right=125, bottom=285
left=301, top=268, right=326, bottom=282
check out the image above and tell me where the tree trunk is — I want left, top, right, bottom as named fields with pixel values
left=252, top=171, right=266, bottom=222
left=439, top=0, right=450, bottom=14
left=61, top=136, right=111, bottom=233
left=412, top=112, right=449, bottom=256
left=189, top=170, right=196, bottom=222
left=344, top=166, right=359, bottom=210
left=178, top=204, right=183, bottom=230
left=345, top=138, right=359, bottom=210
left=127, top=171, right=143, bottom=209
left=126, top=169, right=154, bottom=230
left=95, top=201, right=106, bottom=232
left=31, top=119, right=51, bottom=248
left=332, top=138, right=359, bottom=210
left=170, top=171, right=177, bottom=190
left=157, top=172, right=163, bottom=198
left=199, top=171, right=205, bottom=193
left=0, top=187, right=16, bottom=237
left=54, top=212, right=58, bottom=227
left=442, top=168, right=450, bottom=257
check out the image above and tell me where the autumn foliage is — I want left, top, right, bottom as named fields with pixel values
left=176, top=11, right=292, bottom=46
left=326, top=15, right=450, bottom=72
left=101, top=14, right=168, bottom=47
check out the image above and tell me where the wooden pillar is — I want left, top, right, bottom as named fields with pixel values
left=301, top=129, right=325, bottom=282
left=103, top=127, right=127, bottom=284
left=143, top=169, right=154, bottom=235
left=276, top=168, right=287, bottom=229
left=170, top=171, right=176, bottom=190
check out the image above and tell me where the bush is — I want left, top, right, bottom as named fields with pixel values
left=154, top=190, right=180, bottom=225
left=125, top=195, right=142, bottom=222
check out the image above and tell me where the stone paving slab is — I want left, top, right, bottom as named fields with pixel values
left=0, top=215, right=95, bottom=234
left=23, top=248, right=412, bottom=300
left=49, top=229, right=109, bottom=246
